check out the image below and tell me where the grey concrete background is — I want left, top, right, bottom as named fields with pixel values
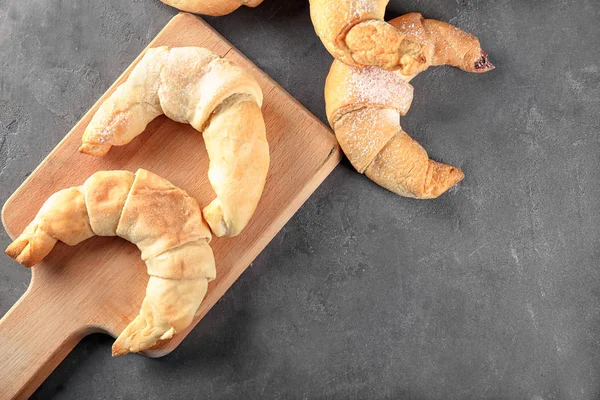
left=1, top=0, right=599, bottom=398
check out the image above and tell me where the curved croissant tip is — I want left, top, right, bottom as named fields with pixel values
left=474, top=50, right=495, bottom=72
left=78, top=143, right=111, bottom=157
left=451, top=167, right=466, bottom=184
left=5, top=242, right=35, bottom=268
left=111, top=345, right=130, bottom=357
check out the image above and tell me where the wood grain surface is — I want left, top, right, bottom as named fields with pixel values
left=0, top=13, right=341, bottom=400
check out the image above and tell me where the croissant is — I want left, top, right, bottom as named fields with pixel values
left=309, top=0, right=425, bottom=74
left=325, top=13, right=494, bottom=199
left=5, top=169, right=216, bottom=356
left=80, top=46, right=269, bottom=237
left=160, top=0, right=263, bottom=16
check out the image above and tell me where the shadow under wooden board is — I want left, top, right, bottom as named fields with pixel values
left=0, top=13, right=341, bottom=400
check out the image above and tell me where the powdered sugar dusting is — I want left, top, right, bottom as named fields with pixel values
left=347, top=0, right=377, bottom=16
left=86, top=47, right=262, bottom=147
left=337, top=107, right=399, bottom=173
left=95, top=109, right=130, bottom=144
left=322, top=0, right=378, bottom=20
left=344, top=66, right=413, bottom=113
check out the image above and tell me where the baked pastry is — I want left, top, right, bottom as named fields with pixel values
left=80, top=46, right=270, bottom=237
left=5, top=169, right=216, bottom=356
left=310, top=0, right=493, bottom=76
left=309, top=0, right=427, bottom=74
left=325, top=13, right=494, bottom=198
left=160, top=0, right=263, bottom=16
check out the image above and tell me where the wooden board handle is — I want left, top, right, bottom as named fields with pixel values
left=0, top=275, right=90, bottom=400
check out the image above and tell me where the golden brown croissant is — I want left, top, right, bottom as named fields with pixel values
left=5, top=169, right=216, bottom=356
left=80, top=46, right=270, bottom=237
left=160, top=0, right=263, bottom=16
left=325, top=13, right=494, bottom=199
left=309, top=0, right=427, bottom=74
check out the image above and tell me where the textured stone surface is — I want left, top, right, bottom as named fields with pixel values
left=1, top=0, right=600, bottom=399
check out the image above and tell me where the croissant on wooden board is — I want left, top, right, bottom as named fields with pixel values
left=80, top=46, right=270, bottom=238
left=5, top=169, right=216, bottom=356
left=160, top=0, right=263, bottom=16
left=325, top=13, right=494, bottom=199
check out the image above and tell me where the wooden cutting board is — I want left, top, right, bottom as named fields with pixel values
left=0, top=13, right=340, bottom=399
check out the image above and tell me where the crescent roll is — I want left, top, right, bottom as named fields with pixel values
left=325, top=13, right=494, bottom=198
left=5, top=169, right=216, bottom=356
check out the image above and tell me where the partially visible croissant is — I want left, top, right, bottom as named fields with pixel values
left=80, top=46, right=270, bottom=238
left=160, top=0, right=263, bottom=16
left=325, top=13, right=494, bottom=198
left=5, top=169, right=216, bottom=356
left=309, top=0, right=426, bottom=74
